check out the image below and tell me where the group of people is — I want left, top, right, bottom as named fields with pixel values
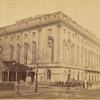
left=59, top=78, right=92, bottom=89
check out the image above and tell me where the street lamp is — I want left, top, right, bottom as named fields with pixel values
left=35, top=63, right=38, bottom=92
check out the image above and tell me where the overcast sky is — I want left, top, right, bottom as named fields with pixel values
left=0, top=0, right=100, bottom=38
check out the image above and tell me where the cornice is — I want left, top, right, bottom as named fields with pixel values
left=0, top=11, right=100, bottom=46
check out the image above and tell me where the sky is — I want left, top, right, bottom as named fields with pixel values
left=0, top=0, right=100, bottom=38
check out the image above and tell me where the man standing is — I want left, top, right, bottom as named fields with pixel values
left=84, top=78, right=87, bottom=88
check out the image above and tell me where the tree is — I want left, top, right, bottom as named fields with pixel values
left=1, top=41, right=52, bottom=93
left=21, top=48, right=51, bottom=92
left=2, top=60, right=29, bottom=96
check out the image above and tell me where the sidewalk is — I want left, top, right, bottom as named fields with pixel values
left=0, top=83, right=100, bottom=98
left=0, top=85, right=39, bottom=98
left=88, top=84, right=100, bottom=90
left=0, top=84, right=75, bottom=98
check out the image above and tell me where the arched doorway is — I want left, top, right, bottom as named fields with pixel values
left=47, top=69, right=51, bottom=80
left=77, top=71, right=80, bottom=81
left=28, top=71, right=35, bottom=82
left=47, top=37, right=54, bottom=63
left=67, top=70, right=71, bottom=80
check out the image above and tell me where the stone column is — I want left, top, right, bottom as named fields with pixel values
left=26, top=70, right=29, bottom=86
left=20, top=33, right=24, bottom=64
left=13, top=34, right=16, bottom=60
left=99, top=73, right=100, bottom=81
left=83, top=50, right=85, bottom=67
left=74, top=72, right=77, bottom=80
left=16, top=72, right=18, bottom=82
left=74, top=45, right=77, bottom=65
left=93, top=53, right=94, bottom=68
left=36, top=26, right=42, bottom=55
left=7, top=71, right=9, bottom=82
left=26, top=71, right=28, bottom=78
left=56, top=21, right=62, bottom=62
left=79, top=46, right=81, bottom=66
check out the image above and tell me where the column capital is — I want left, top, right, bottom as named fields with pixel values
left=56, top=21, right=62, bottom=28
left=36, top=26, right=42, bottom=32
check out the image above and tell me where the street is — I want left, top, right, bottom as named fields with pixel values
left=1, top=84, right=100, bottom=99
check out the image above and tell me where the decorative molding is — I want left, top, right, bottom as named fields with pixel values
left=0, top=11, right=100, bottom=46
left=36, top=26, right=42, bottom=32
left=56, top=21, right=62, bottom=28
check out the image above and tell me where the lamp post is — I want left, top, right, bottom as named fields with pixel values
left=35, top=63, right=38, bottom=92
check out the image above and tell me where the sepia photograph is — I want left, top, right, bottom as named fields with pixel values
left=0, top=0, right=100, bottom=99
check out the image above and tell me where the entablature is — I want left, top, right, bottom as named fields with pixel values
left=0, top=11, right=100, bottom=46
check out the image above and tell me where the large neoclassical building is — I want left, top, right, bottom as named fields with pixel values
left=0, top=11, right=100, bottom=83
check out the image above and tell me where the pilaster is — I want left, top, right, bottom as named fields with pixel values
left=7, top=71, right=9, bottom=82
left=16, top=72, right=18, bottom=82
left=56, top=21, right=62, bottom=62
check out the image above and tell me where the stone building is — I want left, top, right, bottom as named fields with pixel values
left=0, top=11, right=100, bottom=83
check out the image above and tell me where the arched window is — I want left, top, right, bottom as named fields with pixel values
left=97, top=55, right=98, bottom=68
left=24, top=43, right=28, bottom=64
left=63, top=40, right=66, bottom=63
left=85, top=49, right=87, bottom=67
left=81, top=47, right=83, bottom=66
left=67, top=39, right=71, bottom=64
left=47, top=69, right=51, bottom=79
left=91, top=52, right=93, bottom=67
left=32, top=41, right=36, bottom=64
left=88, top=51, right=90, bottom=67
left=67, top=70, right=71, bottom=80
left=63, top=70, right=67, bottom=81
left=68, top=46, right=70, bottom=64
left=71, top=44, right=74, bottom=64
left=77, top=46, right=79, bottom=65
left=17, top=44, right=20, bottom=63
left=47, top=37, right=53, bottom=62
left=10, top=45, right=13, bottom=61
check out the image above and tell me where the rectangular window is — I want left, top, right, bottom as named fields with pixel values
left=82, top=39, right=83, bottom=43
left=32, top=32, right=36, bottom=37
left=10, top=45, right=13, bottom=61
left=11, top=37, right=13, bottom=41
left=24, top=34, right=27, bottom=39
left=89, top=43, right=90, bottom=46
left=68, top=31, right=70, bottom=36
left=17, top=35, right=20, bottom=40
left=72, top=34, right=74, bottom=38
left=63, top=29, right=66, bottom=34
left=47, top=29, right=51, bottom=34
left=78, top=37, right=79, bottom=42
left=85, top=41, right=87, bottom=45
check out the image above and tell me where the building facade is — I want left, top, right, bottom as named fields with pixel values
left=0, top=11, right=100, bottom=83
